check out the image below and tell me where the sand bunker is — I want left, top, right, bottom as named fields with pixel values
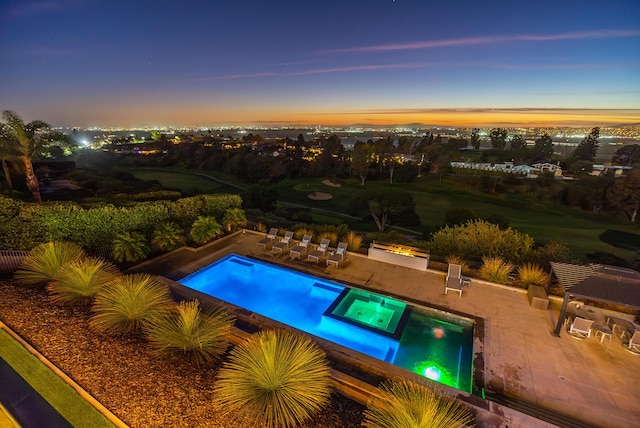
left=308, top=191, right=333, bottom=200
left=321, top=179, right=342, bottom=188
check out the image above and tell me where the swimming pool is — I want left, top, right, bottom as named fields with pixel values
left=178, top=254, right=474, bottom=392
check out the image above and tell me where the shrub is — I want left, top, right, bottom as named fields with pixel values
left=445, top=254, right=468, bottom=272
left=90, top=273, right=173, bottom=334
left=222, top=208, right=247, bottom=232
left=14, top=241, right=86, bottom=288
left=213, top=329, right=331, bottom=428
left=151, top=221, right=186, bottom=252
left=363, top=379, right=474, bottom=428
left=190, top=216, right=222, bottom=244
left=112, top=231, right=150, bottom=263
left=47, top=257, right=121, bottom=305
left=146, top=300, right=234, bottom=365
left=479, top=256, right=514, bottom=284
left=343, top=231, right=363, bottom=252
left=516, top=263, right=549, bottom=288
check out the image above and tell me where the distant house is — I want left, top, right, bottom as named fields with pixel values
left=531, top=162, right=562, bottom=173
left=591, top=164, right=632, bottom=176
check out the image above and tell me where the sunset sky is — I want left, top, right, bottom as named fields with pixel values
left=1, top=0, right=639, bottom=128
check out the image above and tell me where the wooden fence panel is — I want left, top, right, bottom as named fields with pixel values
left=0, top=250, right=30, bottom=274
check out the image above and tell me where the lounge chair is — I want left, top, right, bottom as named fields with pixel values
left=444, top=263, right=463, bottom=296
left=567, top=316, right=594, bottom=339
left=257, top=228, right=278, bottom=249
left=625, top=330, right=640, bottom=354
left=326, top=242, right=348, bottom=267
left=272, top=231, right=294, bottom=254
left=290, top=234, right=313, bottom=259
left=307, top=238, right=330, bottom=263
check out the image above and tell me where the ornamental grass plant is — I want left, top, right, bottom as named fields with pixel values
left=363, top=379, right=474, bottom=428
left=213, top=329, right=331, bottom=428
left=90, top=273, right=173, bottom=335
left=478, top=256, right=514, bottom=285
left=47, top=257, right=121, bottom=305
left=146, top=300, right=234, bottom=366
left=14, top=241, right=86, bottom=288
left=343, top=231, right=363, bottom=252
left=516, top=263, right=549, bottom=288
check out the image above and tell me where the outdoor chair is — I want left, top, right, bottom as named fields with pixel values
left=444, top=263, right=463, bottom=296
left=625, top=330, right=640, bottom=354
left=257, top=228, right=278, bottom=249
left=290, top=234, right=313, bottom=259
left=272, top=231, right=294, bottom=254
left=307, top=238, right=330, bottom=263
left=567, top=316, right=594, bottom=339
left=326, top=242, right=348, bottom=267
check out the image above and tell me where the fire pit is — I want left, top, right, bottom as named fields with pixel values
left=367, top=242, right=429, bottom=271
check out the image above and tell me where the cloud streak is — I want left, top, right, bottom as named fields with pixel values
left=320, top=29, right=640, bottom=54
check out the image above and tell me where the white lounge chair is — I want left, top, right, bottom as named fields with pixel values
left=626, top=330, right=640, bottom=354
left=307, top=238, right=330, bottom=263
left=272, top=231, right=294, bottom=254
left=444, top=263, right=463, bottom=296
left=257, top=228, right=278, bottom=249
left=290, top=234, right=313, bottom=259
left=326, top=242, right=348, bottom=267
left=567, top=316, right=594, bottom=339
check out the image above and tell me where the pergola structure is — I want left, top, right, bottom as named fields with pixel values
left=550, top=262, right=640, bottom=337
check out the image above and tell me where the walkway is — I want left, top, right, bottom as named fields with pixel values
left=129, top=231, right=640, bottom=428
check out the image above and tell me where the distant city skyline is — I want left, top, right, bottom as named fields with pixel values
left=1, top=1, right=639, bottom=128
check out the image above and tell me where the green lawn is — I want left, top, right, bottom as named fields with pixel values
left=0, top=329, right=115, bottom=428
left=118, top=167, right=640, bottom=264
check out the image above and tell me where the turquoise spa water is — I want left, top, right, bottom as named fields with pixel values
left=178, top=254, right=474, bottom=391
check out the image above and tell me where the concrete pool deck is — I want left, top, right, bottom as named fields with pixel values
left=129, top=231, right=640, bottom=428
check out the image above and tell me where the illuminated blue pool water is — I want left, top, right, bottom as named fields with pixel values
left=178, top=254, right=474, bottom=391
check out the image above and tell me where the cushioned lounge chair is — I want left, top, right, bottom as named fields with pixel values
left=444, top=263, right=463, bottom=296
left=326, top=242, right=348, bottom=267
left=307, top=238, right=330, bottom=263
left=272, top=231, right=294, bottom=254
left=567, top=316, right=594, bottom=339
left=626, top=330, right=640, bottom=354
left=290, top=234, right=313, bottom=259
left=257, top=228, right=279, bottom=249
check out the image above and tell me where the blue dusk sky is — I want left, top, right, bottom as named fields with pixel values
left=1, top=0, right=639, bottom=128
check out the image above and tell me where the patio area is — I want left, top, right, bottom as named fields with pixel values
left=130, top=231, right=640, bottom=428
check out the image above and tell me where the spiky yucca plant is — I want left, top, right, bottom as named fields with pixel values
left=479, top=256, right=514, bottom=284
left=343, top=231, right=363, bottom=252
left=14, top=241, right=86, bottom=288
left=213, top=329, right=331, bottom=428
left=90, top=273, right=172, bottom=335
left=112, top=231, right=150, bottom=263
left=146, top=300, right=234, bottom=365
left=47, top=257, right=121, bottom=305
left=363, top=379, right=474, bottom=428
left=190, top=216, right=222, bottom=244
left=152, top=221, right=186, bottom=252
left=516, top=263, right=549, bottom=288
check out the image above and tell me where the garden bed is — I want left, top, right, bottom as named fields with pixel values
left=0, top=281, right=364, bottom=428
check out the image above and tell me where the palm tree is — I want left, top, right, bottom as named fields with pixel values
left=0, top=110, right=51, bottom=202
left=363, top=379, right=474, bottom=428
left=146, top=300, right=234, bottom=365
left=14, top=241, right=86, bottom=288
left=90, top=273, right=173, bottom=335
left=151, top=221, right=186, bottom=252
left=221, top=208, right=247, bottom=232
left=213, top=329, right=331, bottom=428
left=112, top=231, right=150, bottom=263
left=190, top=216, right=222, bottom=244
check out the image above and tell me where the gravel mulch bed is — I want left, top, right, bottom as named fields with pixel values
left=0, top=280, right=365, bottom=428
